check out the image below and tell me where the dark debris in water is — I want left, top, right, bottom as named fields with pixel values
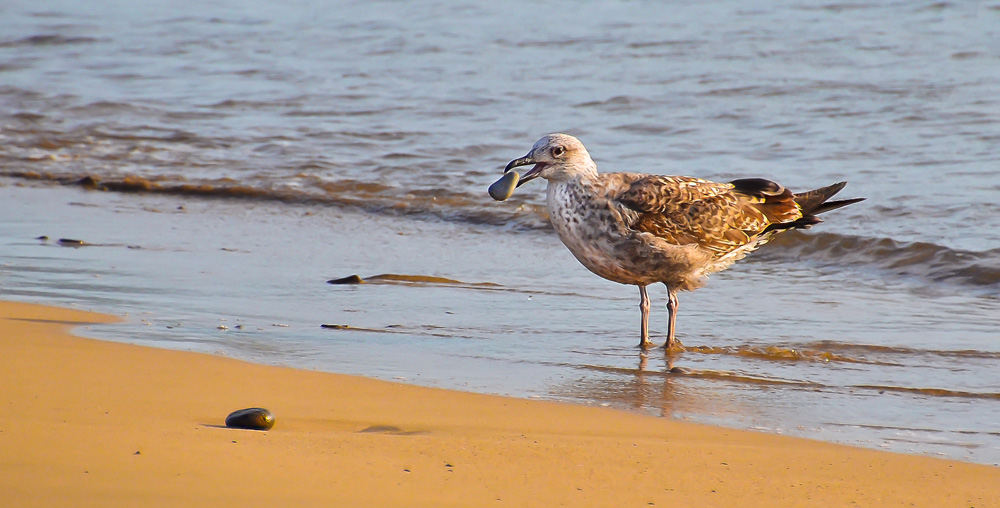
left=327, top=273, right=500, bottom=287
left=77, top=175, right=100, bottom=188
left=328, top=274, right=365, bottom=284
left=34, top=234, right=146, bottom=250
left=367, top=273, right=466, bottom=284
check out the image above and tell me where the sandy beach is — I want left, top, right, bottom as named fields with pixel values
left=1, top=300, right=997, bottom=507
left=4, top=0, right=1000, bottom=477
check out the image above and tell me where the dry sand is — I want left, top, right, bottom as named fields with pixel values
left=1, top=300, right=997, bottom=507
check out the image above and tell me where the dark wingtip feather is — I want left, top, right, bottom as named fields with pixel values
left=794, top=182, right=865, bottom=215
left=763, top=215, right=823, bottom=233
left=810, top=197, right=866, bottom=215
left=730, top=177, right=787, bottom=197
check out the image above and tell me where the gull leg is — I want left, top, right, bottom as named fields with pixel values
left=638, top=285, right=651, bottom=348
left=664, top=286, right=682, bottom=351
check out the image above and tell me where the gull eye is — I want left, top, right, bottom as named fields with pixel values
left=551, top=146, right=566, bottom=158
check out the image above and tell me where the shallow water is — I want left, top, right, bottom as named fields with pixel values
left=2, top=0, right=999, bottom=464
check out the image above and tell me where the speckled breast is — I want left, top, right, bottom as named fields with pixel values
left=546, top=180, right=651, bottom=285
left=546, top=179, right=709, bottom=290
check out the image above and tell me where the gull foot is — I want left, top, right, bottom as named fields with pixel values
left=663, top=339, right=685, bottom=355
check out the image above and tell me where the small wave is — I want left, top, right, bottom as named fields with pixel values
left=828, top=422, right=1000, bottom=437
left=682, top=344, right=899, bottom=366
left=577, top=363, right=821, bottom=387
left=320, top=322, right=483, bottom=342
left=626, top=39, right=705, bottom=49
left=667, top=367, right=825, bottom=387
left=498, top=36, right=616, bottom=49
left=851, top=385, right=1000, bottom=401
left=759, top=231, right=1000, bottom=292
left=573, top=95, right=658, bottom=112
left=610, top=124, right=696, bottom=136
left=0, top=34, right=102, bottom=48
left=580, top=363, right=1000, bottom=401
left=799, top=340, right=1000, bottom=360
left=0, top=170, right=552, bottom=231
left=5, top=171, right=998, bottom=294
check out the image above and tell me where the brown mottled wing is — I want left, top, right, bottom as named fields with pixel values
left=617, top=176, right=802, bottom=257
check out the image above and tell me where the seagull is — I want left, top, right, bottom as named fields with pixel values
left=502, top=133, right=864, bottom=350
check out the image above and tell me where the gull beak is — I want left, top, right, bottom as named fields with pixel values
left=504, top=154, right=546, bottom=187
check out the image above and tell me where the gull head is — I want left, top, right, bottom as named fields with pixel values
left=504, top=133, right=597, bottom=187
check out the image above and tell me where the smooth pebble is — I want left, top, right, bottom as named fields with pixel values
left=225, top=407, right=275, bottom=431
left=488, top=171, right=519, bottom=201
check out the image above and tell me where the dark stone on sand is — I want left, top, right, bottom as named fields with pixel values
left=225, top=407, right=275, bottom=431
left=327, top=274, right=364, bottom=284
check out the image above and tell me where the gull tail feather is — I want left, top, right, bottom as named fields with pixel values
left=763, top=182, right=865, bottom=233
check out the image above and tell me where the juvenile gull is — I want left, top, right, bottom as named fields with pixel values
left=502, top=133, right=864, bottom=350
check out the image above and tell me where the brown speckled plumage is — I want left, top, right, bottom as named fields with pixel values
left=503, top=133, right=864, bottom=349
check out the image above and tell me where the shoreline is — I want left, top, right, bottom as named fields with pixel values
left=4, top=181, right=999, bottom=465
left=2, top=299, right=997, bottom=507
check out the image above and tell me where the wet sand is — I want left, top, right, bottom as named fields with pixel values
left=2, top=300, right=997, bottom=507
